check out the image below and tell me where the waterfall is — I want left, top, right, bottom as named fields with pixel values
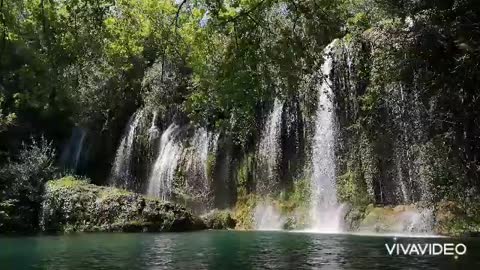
left=254, top=98, right=285, bottom=229
left=110, top=110, right=144, bottom=188
left=60, top=127, right=87, bottom=173
left=148, top=111, right=160, bottom=144
left=403, top=207, right=433, bottom=233
left=309, top=40, right=344, bottom=233
left=186, top=128, right=211, bottom=181
left=257, top=98, right=284, bottom=194
left=110, top=110, right=144, bottom=186
left=183, top=128, right=219, bottom=208
left=147, top=123, right=183, bottom=200
left=388, top=82, right=431, bottom=203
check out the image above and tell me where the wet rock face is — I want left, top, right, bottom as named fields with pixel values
left=434, top=201, right=480, bottom=237
left=342, top=202, right=480, bottom=237
left=201, top=210, right=237, bottom=230
left=330, top=23, right=479, bottom=208
left=342, top=203, right=434, bottom=235
left=40, top=177, right=205, bottom=233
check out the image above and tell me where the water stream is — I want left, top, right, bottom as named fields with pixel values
left=147, top=123, right=183, bottom=200
left=60, top=127, right=87, bottom=173
left=309, top=40, right=344, bottom=233
left=257, top=98, right=284, bottom=194
left=110, top=110, right=145, bottom=188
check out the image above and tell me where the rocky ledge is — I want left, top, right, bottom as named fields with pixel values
left=41, top=177, right=205, bottom=233
left=345, top=202, right=480, bottom=237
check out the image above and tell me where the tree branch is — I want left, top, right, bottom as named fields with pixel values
left=175, top=0, right=187, bottom=30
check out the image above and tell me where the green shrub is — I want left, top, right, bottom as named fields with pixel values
left=202, top=209, right=237, bottom=229
left=0, top=137, right=59, bottom=232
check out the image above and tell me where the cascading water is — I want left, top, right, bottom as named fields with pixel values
left=186, top=128, right=211, bottom=181
left=253, top=98, right=286, bottom=229
left=147, top=123, right=183, bottom=200
left=110, top=110, right=144, bottom=188
left=257, top=98, right=284, bottom=194
left=148, top=111, right=160, bottom=144
left=388, top=83, right=431, bottom=203
left=183, top=128, right=219, bottom=208
left=309, top=40, right=344, bottom=233
left=60, top=127, right=87, bottom=173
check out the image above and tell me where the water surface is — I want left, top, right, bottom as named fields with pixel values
left=1, top=231, right=479, bottom=269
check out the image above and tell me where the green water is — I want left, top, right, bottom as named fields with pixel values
left=1, top=231, right=479, bottom=269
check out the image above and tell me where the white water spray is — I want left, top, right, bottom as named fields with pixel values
left=257, top=98, right=284, bottom=194
left=110, top=110, right=144, bottom=187
left=147, top=123, right=183, bottom=200
left=148, top=111, right=160, bottom=143
left=183, top=128, right=219, bottom=206
left=186, top=128, right=211, bottom=181
left=254, top=202, right=285, bottom=231
left=309, top=40, right=344, bottom=233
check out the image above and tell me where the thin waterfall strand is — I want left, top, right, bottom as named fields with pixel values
left=257, top=98, right=284, bottom=194
left=110, top=110, right=144, bottom=187
left=183, top=128, right=217, bottom=204
left=60, top=127, right=87, bottom=173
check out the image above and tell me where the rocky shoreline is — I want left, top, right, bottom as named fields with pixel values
left=40, top=177, right=206, bottom=233
left=1, top=176, right=478, bottom=237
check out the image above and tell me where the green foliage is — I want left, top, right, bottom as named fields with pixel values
left=202, top=209, right=237, bottom=229
left=183, top=0, right=347, bottom=145
left=234, top=193, right=256, bottom=229
left=279, top=178, right=311, bottom=213
left=0, top=93, right=16, bottom=132
left=236, top=152, right=256, bottom=195
left=337, top=169, right=370, bottom=206
left=206, top=153, right=217, bottom=180
left=435, top=201, right=480, bottom=236
left=347, top=12, right=371, bottom=33
left=0, top=137, right=59, bottom=232
left=233, top=177, right=312, bottom=230
left=47, top=176, right=89, bottom=189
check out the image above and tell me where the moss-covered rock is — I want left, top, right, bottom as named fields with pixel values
left=202, top=209, right=237, bottom=229
left=354, top=204, right=434, bottom=233
left=358, top=205, right=408, bottom=232
left=233, top=194, right=256, bottom=230
left=344, top=202, right=480, bottom=236
left=343, top=204, right=368, bottom=231
left=434, top=201, right=480, bottom=237
left=232, top=187, right=311, bottom=231
left=40, top=176, right=205, bottom=233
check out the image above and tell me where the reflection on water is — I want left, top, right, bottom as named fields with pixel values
left=1, top=231, right=479, bottom=270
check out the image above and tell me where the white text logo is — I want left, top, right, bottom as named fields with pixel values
left=385, top=243, right=467, bottom=256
